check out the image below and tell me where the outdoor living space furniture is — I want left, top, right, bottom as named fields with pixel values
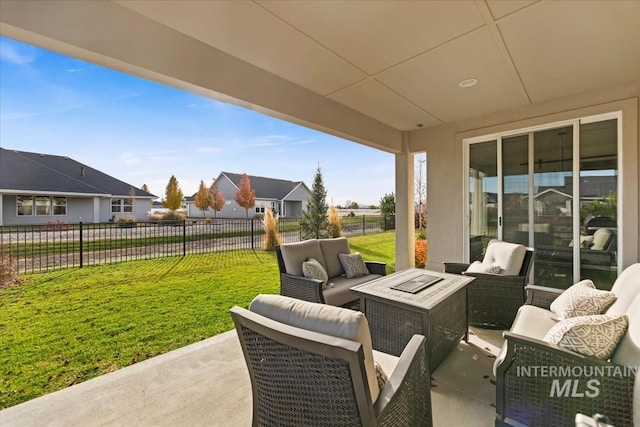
left=536, top=227, right=618, bottom=290
left=351, top=268, right=474, bottom=372
left=494, top=263, right=640, bottom=427
left=444, top=239, right=534, bottom=329
left=276, top=237, right=386, bottom=307
left=230, top=294, right=432, bottom=427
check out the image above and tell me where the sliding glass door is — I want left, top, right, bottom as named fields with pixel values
left=466, top=117, right=618, bottom=289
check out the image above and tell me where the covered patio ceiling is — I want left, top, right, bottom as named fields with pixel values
left=2, top=0, right=639, bottom=154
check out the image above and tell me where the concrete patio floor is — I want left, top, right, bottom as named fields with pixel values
left=1, top=327, right=504, bottom=427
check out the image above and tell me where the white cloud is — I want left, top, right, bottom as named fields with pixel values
left=0, top=40, right=35, bottom=66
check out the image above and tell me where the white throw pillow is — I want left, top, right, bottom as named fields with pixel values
left=550, top=279, right=616, bottom=319
left=338, top=252, right=370, bottom=278
left=302, top=257, right=329, bottom=289
left=482, top=240, right=527, bottom=275
left=465, top=261, right=503, bottom=274
left=543, top=314, right=629, bottom=359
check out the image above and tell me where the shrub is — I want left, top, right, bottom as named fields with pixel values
left=114, top=214, right=137, bottom=228
left=415, top=239, right=428, bottom=268
left=43, top=219, right=70, bottom=232
left=147, top=213, right=163, bottom=223
left=0, top=249, right=22, bottom=288
left=328, top=206, right=342, bottom=238
left=262, top=209, right=281, bottom=251
left=161, top=210, right=185, bottom=226
left=416, top=229, right=426, bottom=240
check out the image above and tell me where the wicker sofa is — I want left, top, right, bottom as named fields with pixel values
left=494, top=263, right=640, bottom=427
left=276, top=237, right=386, bottom=307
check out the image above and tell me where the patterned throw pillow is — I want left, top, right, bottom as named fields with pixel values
left=374, top=361, right=388, bottom=389
left=550, top=279, right=616, bottom=319
left=302, top=258, right=329, bottom=289
left=543, top=314, right=629, bottom=359
left=338, top=252, right=370, bottom=279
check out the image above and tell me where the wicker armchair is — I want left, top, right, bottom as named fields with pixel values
left=444, top=241, right=534, bottom=329
left=230, top=295, right=432, bottom=427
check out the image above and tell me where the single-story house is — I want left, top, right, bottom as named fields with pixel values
left=0, top=148, right=156, bottom=225
left=185, top=172, right=311, bottom=219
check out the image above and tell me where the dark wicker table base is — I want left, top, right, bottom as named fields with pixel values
left=354, top=270, right=471, bottom=373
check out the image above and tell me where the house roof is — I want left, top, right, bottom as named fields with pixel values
left=0, top=148, right=156, bottom=198
left=186, top=172, right=309, bottom=202
left=536, top=175, right=616, bottom=199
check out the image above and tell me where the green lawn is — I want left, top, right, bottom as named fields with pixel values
left=0, top=232, right=395, bottom=409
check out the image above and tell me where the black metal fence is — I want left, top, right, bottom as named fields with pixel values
left=0, top=215, right=394, bottom=274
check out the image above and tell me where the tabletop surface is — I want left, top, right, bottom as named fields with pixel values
left=351, top=268, right=474, bottom=310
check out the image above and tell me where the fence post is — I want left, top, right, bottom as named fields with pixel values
left=183, top=220, right=186, bottom=256
left=79, top=222, right=83, bottom=268
left=251, top=218, right=255, bottom=250
left=362, top=215, right=366, bottom=235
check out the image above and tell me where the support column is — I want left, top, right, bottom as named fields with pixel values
left=0, top=193, right=3, bottom=226
left=395, top=132, right=415, bottom=270
left=93, top=197, right=100, bottom=223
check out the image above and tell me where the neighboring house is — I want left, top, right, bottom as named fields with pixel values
left=0, top=148, right=156, bottom=225
left=185, top=172, right=311, bottom=219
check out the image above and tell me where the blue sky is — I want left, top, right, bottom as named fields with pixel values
left=0, top=36, right=394, bottom=206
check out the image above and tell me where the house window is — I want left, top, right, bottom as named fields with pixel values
left=35, top=196, right=51, bottom=215
left=53, top=197, right=67, bottom=215
left=112, top=198, right=134, bottom=213
left=17, top=195, right=34, bottom=216
left=465, top=114, right=619, bottom=289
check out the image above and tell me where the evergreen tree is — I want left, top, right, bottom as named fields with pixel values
left=194, top=180, right=209, bottom=217
left=379, top=192, right=395, bottom=216
left=235, top=173, right=255, bottom=218
left=163, top=175, right=184, bottom=211
left=380, top=192, right=396, bottom=231
left=300, top=166, right=329, bottom=239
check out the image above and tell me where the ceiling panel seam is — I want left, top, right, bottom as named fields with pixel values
left=474, top=0, right=532, bottom=105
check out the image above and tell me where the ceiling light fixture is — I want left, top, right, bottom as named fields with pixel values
left=416, top=123, right=424, bottom=128
left=458, top=78, right=478, bottom=88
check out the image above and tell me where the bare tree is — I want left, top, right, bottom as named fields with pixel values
left=415, top=154, right=426, bottom=233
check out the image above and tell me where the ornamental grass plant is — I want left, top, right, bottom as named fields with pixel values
left=262, top=209, right=281, bottom=250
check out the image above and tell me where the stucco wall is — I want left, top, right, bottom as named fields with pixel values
left=411, top=82, right=640, bottom=271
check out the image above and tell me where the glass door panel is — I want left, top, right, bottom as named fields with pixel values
left=469, top=140, right=497, bottom=261
left=502, top=135, right=530, bottom=246
left=578, top=119, right=618, bottom=289
left=531, top=126, right=574, bottom=288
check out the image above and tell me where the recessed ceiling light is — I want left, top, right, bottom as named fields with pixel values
left=458, top=78, right=478, bottom=88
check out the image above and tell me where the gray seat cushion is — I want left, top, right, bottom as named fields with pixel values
left=324, top=274, right=382, bottom=307
left=249, top=294, right=380, bottom=402
left=319, top=237, right=350, bottom=278
left=280, top=239, right=324, bottom=276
